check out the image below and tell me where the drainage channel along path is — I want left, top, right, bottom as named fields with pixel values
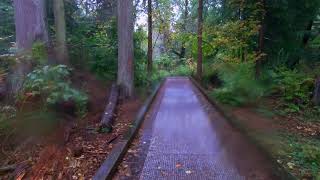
left=113, top=77, right=279, bottom=180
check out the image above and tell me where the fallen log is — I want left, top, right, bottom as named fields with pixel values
left=99, top=83, right=119, bottom=133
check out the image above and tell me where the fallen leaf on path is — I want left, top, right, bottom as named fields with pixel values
left=175, top=163, right=182, bottom=168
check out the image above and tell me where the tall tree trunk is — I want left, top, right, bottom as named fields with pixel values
left=255, top=0, right=266, bottom=78
left=12, top=0, right=48, bottom=95
left=302, top=20, right=314, bottom=47
left=117, top=0, right=134, bottom=98
left=197, top=0, right=203, bottom=80
left=53, top=0, right=69, bottom=65
left=147, top=0, right=153, bottom=76
left=14, top=0, right=48, bottom=50
left=180, top=0, right=188, bottom=59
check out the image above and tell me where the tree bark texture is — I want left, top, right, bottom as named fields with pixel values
left=180, top=0, right=188, bottom=59
left=302, top=20, right=314, bottom=47
left=255, top=0, right=266, bottom=78
left=117, top=0, right=134, bottom=98
left=100, top=83, right=119, bottom=131
left=13, top=0, right=48, bottom=50
left=147, top=0, right=153, bottom=75
left=12, top=0, right=48, bottom=95
left=53, top=0, right=69, bottom=64
left=197, top=0, right=203, bottom=80
left=7, top=57, right=32, bottom=95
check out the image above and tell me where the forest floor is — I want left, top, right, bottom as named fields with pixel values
left=0, top=71, right=144, bottom=179
left=222, top=99, right=320, bottom=179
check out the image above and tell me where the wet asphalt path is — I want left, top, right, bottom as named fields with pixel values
left=115, top=77, right=278, bottom=180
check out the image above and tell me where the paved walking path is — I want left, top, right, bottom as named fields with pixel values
left=116, top=77, right=278, bottom=180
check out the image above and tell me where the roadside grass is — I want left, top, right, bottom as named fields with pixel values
left=255, top=132, right=320, bottom=179
left=206, top=93, right=320, bottom=179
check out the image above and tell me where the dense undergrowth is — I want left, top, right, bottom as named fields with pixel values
left=23, top=65, right=88, bottom=116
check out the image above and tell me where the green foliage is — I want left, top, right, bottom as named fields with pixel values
left=69, top=19, right=118, bottom=80
left=87, top=20, right=118, bottom=80
left=0, top=107, right=59, bottom=138
left=175, top=64, right=192, bottom=76
left=134, top=52, right=193, bottom=87
left=23, top=65, right=88, bottom=116
left=286, top=135, right=320, bottom=177
left=0, top=105, right=16, bottom=121
left=212, top=62, right=268, bottom=106
left=270, top=67, right=314, bottom=113
left=154, top=54, right=174, bottom=70
left=134, top=61, right=148, bottom=87
left=31, top=42, right=48, bottom=64
left=264, top=0, right=320, bottom=65
left=69, top=19, right=148, bottom=83
left=133, top=27, right=148, bottom=86
left=0, top=0, right=14, bottom=54
left=0, top=105, right=17, bottom=136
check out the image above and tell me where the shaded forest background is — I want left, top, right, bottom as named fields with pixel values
left=0, top=0, right=320, bottom=179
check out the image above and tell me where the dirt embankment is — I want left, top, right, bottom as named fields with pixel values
left=0, top=71, right=144, bottom=179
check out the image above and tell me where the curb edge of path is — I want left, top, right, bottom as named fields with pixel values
left=189, top=77, right=297, bottom=180
left=93, top=80, right=164, bottom=180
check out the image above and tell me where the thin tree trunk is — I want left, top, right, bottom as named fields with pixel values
left=117, top=0, right=134, bottom=98
left=180, top=0, right=188, bottom=59
left=255, top=24, right=265, bottom=78
left=53, top=0, right=69, bottom=65
left=255, top=0, right=266, bottom=78
left=197, top=0, right=203, bottom=80
left=147, top=0, right=153, bottom=76
left=302, top=20, right=314, bottom=47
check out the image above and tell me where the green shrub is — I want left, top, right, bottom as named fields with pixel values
left=155, top=54, right=175, bottom=70
left=69, top=19, right=117, bottom=80
left=289, top=138, right=320, bottom=177
left=133, top=27, right=148, bottom=87
left=151, top=69, right=171, bottom=82
left=0, top=105, right=16, bottom=135
left=87, top=21, right=117, bottom=80
left=31, top=42, right=47, bottom=64
left=134, top=61, right=148, bottom=87
left=212, top=62, right=268, bottom=106
left=270, top=67, right=314, bottom=113
left=174, top=65, right=192, bottom=76
left=23, top=65, right=88, bottom=116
